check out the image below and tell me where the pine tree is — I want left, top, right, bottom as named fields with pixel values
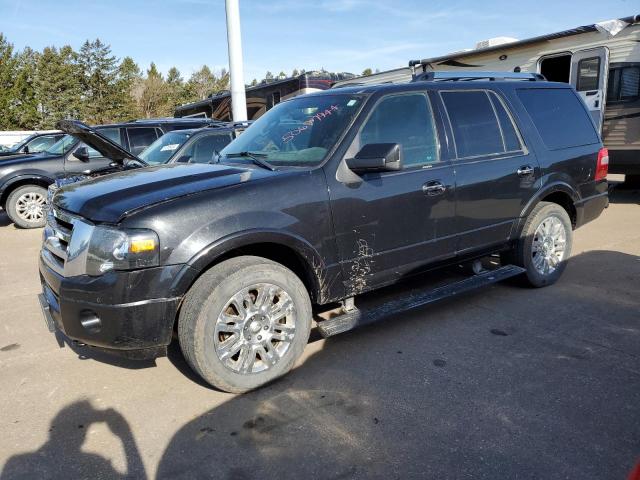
left=77, top=39, right=119, bottom=124
left=166, top=66, right=185, bottom=112
left=249, top=78, right=258, bottom=87
left=35, top=45, right=83, bottom=128
left=132, top=63, right=168, bottom=118
left=264, top=71, right=274, bottom=82
left=0, top=34, right=17, bottom=129
left=9, top=47, right=39, bottom=128
left=362, top=68, right=373, bottom=76
left=185, top=65, right=217, bottom=101
left=111, top=56, right=141, bottom=121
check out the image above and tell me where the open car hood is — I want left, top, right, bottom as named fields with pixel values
left=56, top=120, right=147, bottom=166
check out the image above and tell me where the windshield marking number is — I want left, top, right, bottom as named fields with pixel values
left=282, top=105, right=339, bottom=144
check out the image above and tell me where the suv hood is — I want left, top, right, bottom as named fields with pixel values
left=56, top=120, right=146, bottom=165
left=53, top=162, right=277, bottom=223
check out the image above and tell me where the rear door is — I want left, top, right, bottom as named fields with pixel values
left=438, top=88, right=539, bottom=253
left=570, top=47, right=609, bottom=132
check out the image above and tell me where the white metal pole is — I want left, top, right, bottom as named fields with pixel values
left=225, top=0, right=247, bottom=121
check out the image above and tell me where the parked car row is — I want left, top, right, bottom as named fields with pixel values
left=0, top=118, right=249, bottom=228
left=37, top=72, right=608, bottom=393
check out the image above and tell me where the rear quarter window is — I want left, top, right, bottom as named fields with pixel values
left=516, top=88, right=599, bottom=150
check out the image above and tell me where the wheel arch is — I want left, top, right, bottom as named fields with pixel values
left=0, top=175, right=54, bottom=208
left=511, top=182, right=579, bottom=241
left=183, top=230, right=332, bottom=306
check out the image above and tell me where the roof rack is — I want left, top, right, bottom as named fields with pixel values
left=411, top=71, right=546, bottom=83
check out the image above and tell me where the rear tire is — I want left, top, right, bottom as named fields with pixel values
left=501, top=201, right=573, bottom=288
left=6, top=185, right=48, bottom=229
left=178, top=256, right=312, bottom=393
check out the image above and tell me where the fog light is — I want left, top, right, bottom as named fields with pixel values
left=80, top=311, right=102, bottom=333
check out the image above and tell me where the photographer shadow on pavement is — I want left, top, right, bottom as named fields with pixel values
left=0, top=400, right=147, bottom=480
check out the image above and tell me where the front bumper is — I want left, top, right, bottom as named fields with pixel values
left=39, top=255, right=190, bottom=359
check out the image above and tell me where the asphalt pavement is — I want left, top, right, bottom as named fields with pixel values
left=0, top=183, right=639, bottom=479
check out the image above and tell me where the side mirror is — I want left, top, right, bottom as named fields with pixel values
left=346, top=143, right=402, bottom=173
left=22, top=145, right=30, bottom=154
left=176, top=155, right=192, bottom=163
left=74, top=146, right=90, bottom=162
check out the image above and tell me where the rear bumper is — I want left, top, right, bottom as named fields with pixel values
left=574, top=190, right=608, bottom=229
left=38, top=255, right=190, bottom=359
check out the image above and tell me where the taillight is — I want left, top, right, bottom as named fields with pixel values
left=595, top=148, right=609, bottom=181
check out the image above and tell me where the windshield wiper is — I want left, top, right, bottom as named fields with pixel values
left=224, top=151, right=276, bottom=171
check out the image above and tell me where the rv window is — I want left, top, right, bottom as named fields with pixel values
left=576, top=57, right=600, bottom=91
left=539, top=55, right=571, bottom=83
left=607, top=67, right=640, bottom=102
left=441, top=90, right=504, bottom=158
left=517, top=88, right=599, bottom=150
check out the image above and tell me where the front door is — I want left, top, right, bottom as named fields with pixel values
left=327, top=92, right=456, bottom=295
left=437, top=88, right=540, bottom=253
left=64, top=127, right=124, bottom=174
left=570, top=47, right=610, bottom=132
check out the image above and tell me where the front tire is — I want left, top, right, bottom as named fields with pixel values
left=501, top=201, right=573, bottom=288
left=6, top=185, right=48, bottom=229
left=178, top=256, right=312, bottom=393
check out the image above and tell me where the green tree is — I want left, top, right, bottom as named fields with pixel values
left=362, top=68, right=373, bottom=76
left=0, top=34, right=17, bottom=129
left=264, top=71, right=274, bottom=82
left=277, top=71, right=287, bottom=79
left=291, top=68, right=299, bottom=77
left=9, top=47, right=39, bottom=128
left=185, top=65, right=216, bottom=101
left=35, top=45, right=83, bottom=128
left=249, top=78, right=258, bottom=87
left=166, top=66, right=185, bottom=113
left=111, top=56, right=141, bottom=121
left=132, top=63, right=168, bottom=118
left=77, top=39, right=119, bottom=124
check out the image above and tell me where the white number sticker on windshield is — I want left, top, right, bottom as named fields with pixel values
left=282, top=105, right=339, bottom=144
left=160, top=144, right=180, bottom=152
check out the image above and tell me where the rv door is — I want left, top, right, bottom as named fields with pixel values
left=570, top=47, right=609, bottom=132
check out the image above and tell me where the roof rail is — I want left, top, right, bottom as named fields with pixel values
left=411, top=71, right=547, bottom=83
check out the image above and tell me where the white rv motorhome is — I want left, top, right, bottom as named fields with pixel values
left=334, top=14, right=640, bottom=185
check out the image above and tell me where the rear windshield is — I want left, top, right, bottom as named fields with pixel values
left=516, top=88, right=599, bottom=150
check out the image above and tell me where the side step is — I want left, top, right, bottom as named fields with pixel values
left=316, top=264, right=525, bottom=338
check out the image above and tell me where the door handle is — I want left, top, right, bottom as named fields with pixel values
left=423, top=181, right=446, bottom=196
left=517, top=165, right=534, bottom=177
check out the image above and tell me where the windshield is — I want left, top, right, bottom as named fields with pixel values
left=45, top=135, right=77, bottom=155
left=9, top=136, right=31, bottom=152
left=220, top=94, right=365, bottom=167
left=139, top=131, right=192, bottom=164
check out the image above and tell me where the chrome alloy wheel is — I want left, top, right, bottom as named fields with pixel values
left=214, top=283, right=296, bottom=374
left=15, top=191, right=46, bottom=222
left=531, top=216, right=567, bottom=275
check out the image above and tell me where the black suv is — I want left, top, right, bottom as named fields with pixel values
left=0, top=132, right=65, bottom=157
left=40, top=73, right=608, bottom=393
left=0, top=118, right=214, bottom=228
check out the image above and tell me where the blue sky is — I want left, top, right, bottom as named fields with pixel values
left=0, top=0, right=635, bottom=81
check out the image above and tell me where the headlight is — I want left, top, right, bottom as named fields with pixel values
left=86, top=227, right=160, bottom=276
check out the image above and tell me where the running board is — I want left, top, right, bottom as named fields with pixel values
left=316, top=264, right=525, bottom=338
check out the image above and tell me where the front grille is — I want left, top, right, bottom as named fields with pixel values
left=41, top=207, right=94, bottom=277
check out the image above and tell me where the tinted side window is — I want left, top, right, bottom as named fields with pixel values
left=128, top=127, right=158, bottom=155
left=489, top=93, right=522, bottom=152
left=359, top=93, right=439, bottom=167
left=441, top=91, right=503, bottom=158
left=26, top=136, right=58, bottom=152
left=517, top=88, right=599, bottom=150
left=183, top=134, right=233, bottom=163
